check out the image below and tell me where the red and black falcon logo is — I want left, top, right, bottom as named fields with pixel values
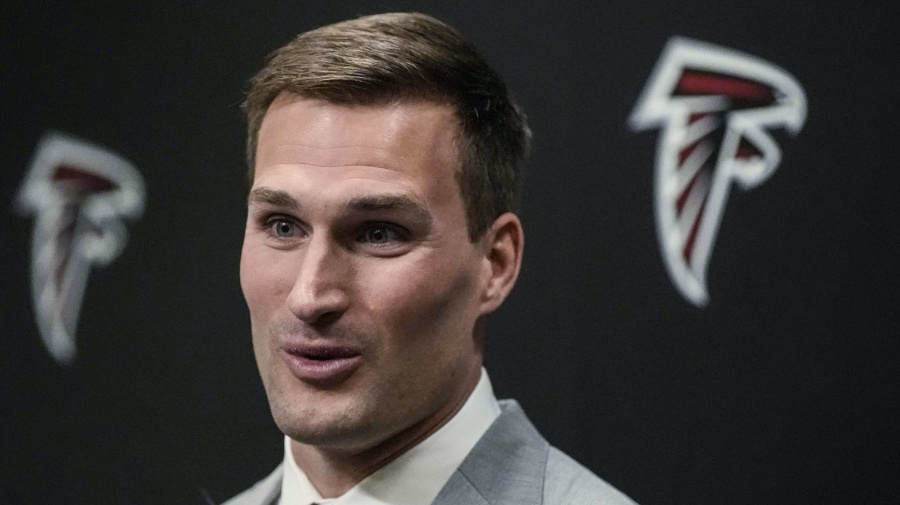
left=16, top=133, right=145, bottom=364
left=629, top=37, right=806, bottom=306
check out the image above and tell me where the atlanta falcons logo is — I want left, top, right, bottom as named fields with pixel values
left=16, top=133, right=145, bottom=364
left=629, top=37, right=806, bottom=306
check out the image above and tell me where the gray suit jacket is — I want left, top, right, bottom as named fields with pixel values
left=223, top=400, right=637, bottom=505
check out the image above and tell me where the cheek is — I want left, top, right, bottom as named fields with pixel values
left=358, top=249, right=480, bottom=347
left=240, top=239, right=294, bottom=322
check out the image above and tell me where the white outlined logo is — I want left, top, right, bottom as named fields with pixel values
left=16, top=133, right=145, bottom=364
left=629, top=37, right=806, bottom=306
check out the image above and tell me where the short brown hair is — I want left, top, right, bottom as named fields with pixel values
left=243, top=12, right=531, bottom=240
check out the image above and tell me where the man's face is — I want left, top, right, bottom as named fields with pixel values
left=240, top=93, right=488, bottom=451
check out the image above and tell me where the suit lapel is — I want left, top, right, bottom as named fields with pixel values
left=430, top=470, right=491, bottom=505
left=432, top=400, right=547, bottom=505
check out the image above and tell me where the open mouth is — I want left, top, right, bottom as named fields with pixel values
left=281, top=345, right=362, bottom=382
left=292, top=347, right=360, bottom=361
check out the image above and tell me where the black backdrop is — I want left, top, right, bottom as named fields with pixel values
left=2, top=1, right=898, bottom=504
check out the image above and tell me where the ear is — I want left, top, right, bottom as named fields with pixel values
left=478, top=212, right=524, bottom=315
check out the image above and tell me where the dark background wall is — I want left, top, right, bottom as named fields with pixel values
left=2, top=1, right=898, bottom=504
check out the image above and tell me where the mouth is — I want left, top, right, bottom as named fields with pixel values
left=280, top=344, right=362, bottom=383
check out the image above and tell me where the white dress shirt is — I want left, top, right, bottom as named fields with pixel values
left=279, top=368, right=501, bottom=505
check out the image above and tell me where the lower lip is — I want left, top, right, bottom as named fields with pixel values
left=280, top=351, right=362, bottom=383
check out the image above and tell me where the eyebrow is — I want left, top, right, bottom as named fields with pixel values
left=347, top=194, right=433, bottom=226
left=247, top=187, right=433, bottom=226
left=247, top=187, right=300, bottom=211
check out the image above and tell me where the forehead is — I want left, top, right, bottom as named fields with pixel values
left=255, top=93, right=460, bottom=183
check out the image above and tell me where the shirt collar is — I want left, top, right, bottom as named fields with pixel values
left=280, top=367, right=501, bottom=505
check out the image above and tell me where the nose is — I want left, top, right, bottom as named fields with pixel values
left=286, top=234, right=350, bottom=325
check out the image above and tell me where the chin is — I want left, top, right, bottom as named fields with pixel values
left=278, top=413, right=388, bottom=451
left=268, top=385, right=381, bottom=449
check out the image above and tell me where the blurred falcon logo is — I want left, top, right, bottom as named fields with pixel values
left=16, top=133, right=145, bottom=364
left=629, top=37, right=806, bottom=306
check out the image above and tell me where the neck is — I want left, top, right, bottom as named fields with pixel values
left=290, top=363, right=483, bottom=498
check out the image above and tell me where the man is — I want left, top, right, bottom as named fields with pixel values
left=228, top=12, right=636, bottom=505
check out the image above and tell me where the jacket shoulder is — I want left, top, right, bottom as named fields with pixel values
left=543, top=447, right=637, bottom=505
left=221, top=464, right=283, bottom=505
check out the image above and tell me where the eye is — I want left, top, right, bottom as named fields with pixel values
left=269, top=218, right=298, bottom=239
left=361, top=224, right=406, bottom=245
